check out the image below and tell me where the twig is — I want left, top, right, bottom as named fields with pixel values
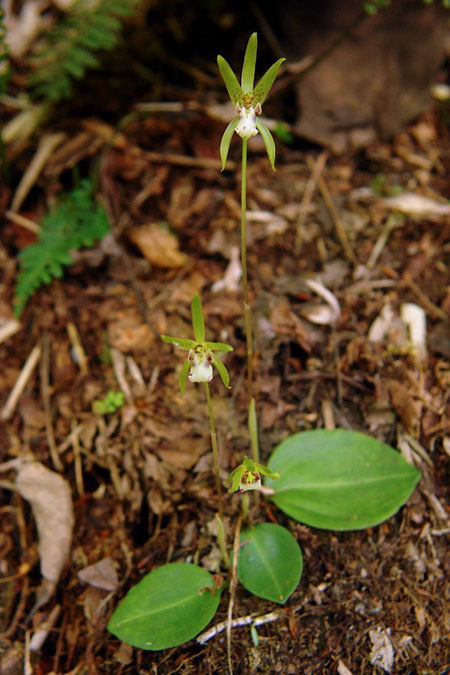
left=0, top=317, right=21, bottom=345
left=295, top=151, right=328, bottom=253
left=11, top=132, right=66, bottom=212
left=5, top=210, right=41, bottom=234
left=72, top=419, right=84, bottom=496
left=40, top=333, right=63, bottom=471
left=402, top=274, right=447, bottom=321
left=0, top=343, right=42, bottom=421
left=110, top=347, right=133, bottom=403
left=197, top=606, right=295, bottom=645
left=66, top=322, right=89, bottom=374
left=29, top=604, right=61, bottom=651
left=307, top=157, right=357, bottom=264
left=227, top=515, right=242, bottom=675
left=366, top=214, right=402, bottom=270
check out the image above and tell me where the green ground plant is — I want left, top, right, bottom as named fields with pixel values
left=107, top=34, right=420, bottom=662
left=14, top=179, right=110, bottom=317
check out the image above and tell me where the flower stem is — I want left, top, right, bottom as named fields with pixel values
left=204, top=382, right=224, bottom=521
left=241, top=138, right=253, bottom=405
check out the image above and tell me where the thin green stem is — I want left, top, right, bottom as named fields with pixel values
left=240, top=138, right=253, bottom=404
left=204, top=382, right=224, bottom=521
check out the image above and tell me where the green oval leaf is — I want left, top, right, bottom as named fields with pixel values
left=241, top=32, right=257, bottom=92
left=107, top=563, right=221, bottom=650
left=179, top=358, right=190, bottom=395
left=210, top=352, right=231, bottom=389
left=237, top=523, right=302, bottom=604
left=266, top=430, right=421, bottom=530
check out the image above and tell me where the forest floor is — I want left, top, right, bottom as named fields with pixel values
left=1, top=35, right=449, bottom=675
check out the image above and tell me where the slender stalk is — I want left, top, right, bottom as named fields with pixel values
left=240, top=138, right=253, bottom=404
left=204, top=382, right=224, bottom=521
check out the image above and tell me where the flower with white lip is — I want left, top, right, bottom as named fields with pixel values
left=161, top=294, right=233, bottom=394
left=226, top=455, right=279, bottom=494
left=217, top=33, right=285, bottom=169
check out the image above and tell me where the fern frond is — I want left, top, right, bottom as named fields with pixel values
left=28, top=0, right=139, bottom=103
left=14, top=179, right=110, bottom=316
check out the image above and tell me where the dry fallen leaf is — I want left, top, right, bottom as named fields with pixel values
left=128, top=223, right=188, bottom=268
left=16, top=460, right=74, bottom=584
left=78, top=556, right=119, bottom=591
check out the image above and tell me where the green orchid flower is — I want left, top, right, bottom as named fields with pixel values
left=161, top=293, right=233, bottom=394
left=217, top=32, right=285, bottom=171
left=226, top=455, right=279, bottom=494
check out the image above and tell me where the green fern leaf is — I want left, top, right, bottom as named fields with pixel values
left=28, top=0, right=139, bottom=103
left=14, top=179, right=110, bottom=316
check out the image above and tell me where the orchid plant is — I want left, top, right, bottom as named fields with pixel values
left=107, top=33, right=420, bottom=667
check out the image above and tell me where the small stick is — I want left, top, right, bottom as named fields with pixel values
left=40, top=333, right=63, bottom=471
left=72, top=419, right=84, bottom=496
left=29, top=604, right=61, bottom=651
left=5, top=210, right=40, bottom=234
left=11, top=132, right=66, bottom=212
left=0, top=343, right=41, bottom=421
left=110, top=347, right=133, bottom=403
left=66, top=322, right=89, bottom=374
left=227, top=515, right=242, bottom=675
left=402, top=274, right=447, bottom=321
left=0, top=317, right=21, bottom=345
left=366, top=214, right=401, bottom=270
left=295, top=151, right=328, bottom=253
left=307, top=157, right=357, bottom=264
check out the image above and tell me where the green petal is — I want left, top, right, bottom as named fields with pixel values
left=210, top=352, right=231, bottom=389
left=226, top=466, right=244, bottom=493
left=253, top=58, right=285, bottom=106
left=217, top=55, right=243, bottom=106
left=161, top=335, right=197, bottom=350
left=204, top=341, right=233, bottom=352
left=241, top=32, right=257, bottom=92
left=220, top=117, right=239, bottom=171
left=179, top=359, right=190, bottom=395
left=191, top=293, right=205, bottom=343
left=255, top=119, right=276, bottom=170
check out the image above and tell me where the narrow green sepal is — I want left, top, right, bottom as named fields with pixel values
left=217, top=55, right=243, bottom=106
left=161, top=335, right=197, bottom=350
left=241, top=32, right=257, bottom=92
left=220, top=117, right=239, bottom=170
left=204, top=341, right=233, bottom=352
left=255, top=119, right=276, bottom=170
left=226, top=465, right=244, bottom=493
left=191, top=293, right=205, bottom=343
left=179, top=359, right=190, bottom=395
left=253, top=58, right=286, bottom=106
left=210, top=352, right=231, bottom=389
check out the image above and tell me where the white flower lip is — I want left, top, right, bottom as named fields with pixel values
left=235, top=105, right=259, bottom=139
left=188, top=348, right=213, bottom=383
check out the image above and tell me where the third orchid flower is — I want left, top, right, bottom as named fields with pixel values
left=217, top=32, right=285, bottom=171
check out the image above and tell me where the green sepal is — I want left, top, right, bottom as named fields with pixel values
left=226, top=465, right=244, bottom=493
left=253, top=58, right=285, bottom=106
left=204, top=341, right=233, bottom=353
left=179, top=359, right=190, bottom=395
left=241, top=32, right=257, bottom=92
left=217, top=55, right=243, bottom=106
left=191, top=293, right=205, bottom=343
left=210, top=352, right=231, bottom=389
left=220, top=116, right=239, bottom=170
left=161, top=335, right=197, bottom=350
left=255, top=119, right=276, bottom=171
